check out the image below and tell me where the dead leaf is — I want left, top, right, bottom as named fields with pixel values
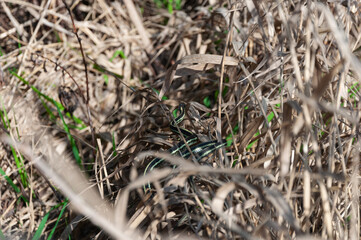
left=239, top=116, right=264, bottom=150
left=160, top=54, right=238, bottom=99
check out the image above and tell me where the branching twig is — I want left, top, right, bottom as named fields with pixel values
left=31, top=52, right=86, bottom=103
left=61, top=0, right=90, bottom=104
left=61, top=0, right=96, bottom=159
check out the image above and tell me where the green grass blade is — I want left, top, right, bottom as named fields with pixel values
left=32, top=209, right=51, bottom=240
left=33, top=200, right=68, bottom=240
left=0, top=110, right=8, bottom=129
left=0, top=167, right=20, bottom=193
left=9, top=70, right=86, bottom=128
left=0, top=98, right=10, bottom=130
left=39, top=97, right=57, bottom=120
left=13, top=112, right=21, bottom=140
left=0, top=228, right=5, bottom=240
left=47, top=199, right=68, bottom=240
left=112, top=132, right=117, bottom=157
left=1, top=96, right=29, bottom=187
left=0, top=167, right=28, bottom=203
left=10, top=146, right=29, bottom=187
left=203, top=96, right=211, bottom=108
left=103, top=74, right=109, bottom=85
left=109, top=49, right=127, bottom=62
left=55, top=104, right=82, bottom=167
left=9, top=70, right=83, bottom=167
left=167, top=0, right=173, bottom=13
left=246, top=111, right=275, bottom=150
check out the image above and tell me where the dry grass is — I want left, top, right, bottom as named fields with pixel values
left=0, top=0, right=361, bottom=239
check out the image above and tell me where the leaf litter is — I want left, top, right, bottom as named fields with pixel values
left=0, top=0, right=360, bottom=239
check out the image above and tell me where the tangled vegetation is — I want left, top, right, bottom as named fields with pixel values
left=0, top=0, right=360, bottom=239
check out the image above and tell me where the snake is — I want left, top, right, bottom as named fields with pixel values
left=143, top=103, right=226, bottom=192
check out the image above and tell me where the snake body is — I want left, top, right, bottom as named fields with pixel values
left=143, top=103, right=226, bottom=192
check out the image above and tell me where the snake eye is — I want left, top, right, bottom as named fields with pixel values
left=58, top=86, right=78, bottom=116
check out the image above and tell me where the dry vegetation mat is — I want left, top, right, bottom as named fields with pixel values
left=0, top=0, right=361, bottom=239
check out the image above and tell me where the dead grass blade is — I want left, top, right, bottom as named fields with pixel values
left=2, top=0, right=361, bottom=238
left=317, top=3, right=361, bottom=80
left=211, top=182, right=255, bottom=239
left=0, top=135, right=140, bottom=240
left=159, top=54, right=238, bottom=99
left=312, top=60, right=345, bottom=100
left=280, top=102, right=292, bottom=176
left=239, top=116, right=263, bottom=150
left=263, top=186, right=300, bottom=232
left=123, top=0, right=153, bottom=52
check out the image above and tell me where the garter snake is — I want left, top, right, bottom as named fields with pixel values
left=143, top=103, right=226, bottom=192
